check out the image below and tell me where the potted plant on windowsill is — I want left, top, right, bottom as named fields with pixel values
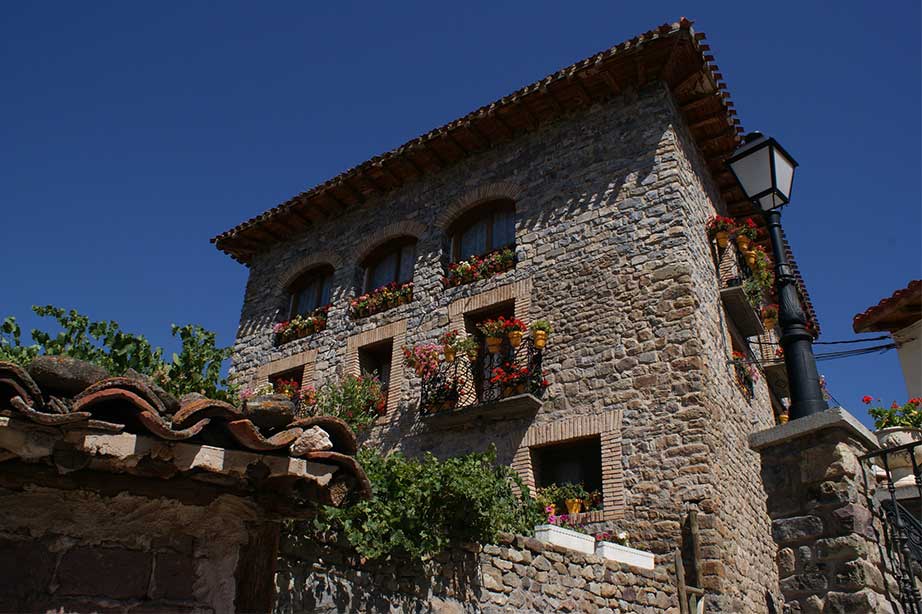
left=761, top=304, right=779, bottom=330
left=478, top=319, right=507, bottom=354
left=735, top=217, right=758, bottom=251
left=558, top=482, right=589, bottom=515
left=503, top=317, right=527, bottom=348
left=529, top=320, right=552, bottom=350
left=706, top=216, right=737, bottom=249
left=490, top=361, right=530, bottom=397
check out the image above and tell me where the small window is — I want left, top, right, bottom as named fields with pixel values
left=288, top=266, right=333, bottom=318
left=359, top=339, right=393, bottom=393
left=269, top=366, right=304, bottom=391
left=363, top=238, right=416, bottom=292
left=450, top=200, right=515, bottom=261
left=532, top=436, right=603, bottom=494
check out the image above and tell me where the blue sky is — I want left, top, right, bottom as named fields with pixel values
left=1, top=2, right=919, bottom=428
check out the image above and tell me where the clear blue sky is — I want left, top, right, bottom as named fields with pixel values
left=2, top=2, right=919, bottom=428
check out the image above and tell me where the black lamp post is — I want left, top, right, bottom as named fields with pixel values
left=727, top=132, right=827, bottom=420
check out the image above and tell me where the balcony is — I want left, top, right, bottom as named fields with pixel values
left=419, top=336, right=545, bottom=428
left=715, top=241, right=770, bottom=338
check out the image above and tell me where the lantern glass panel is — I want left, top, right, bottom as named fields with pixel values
left=773, top=147, right=795, bottom=201
left=728, top=144, right=772, bottom=201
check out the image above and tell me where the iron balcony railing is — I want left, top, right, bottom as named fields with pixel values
left=862, top=440, right=922, bottom=613
left=419, top=336, right=544, bottom=416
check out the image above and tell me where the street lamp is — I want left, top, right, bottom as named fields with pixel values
left=727, top=132, right=828, bottom=420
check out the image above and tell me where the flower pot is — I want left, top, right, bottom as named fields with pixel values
left=763, top=317, right=777, bottom=330
left=502, top=386, right=514, bottom=398
left=534, top=524, right=595, bottom=554
left=486, top=336, right=503, bottom=354
left=443, top=346, right=456, bottom=363
left=564, top=498, right=582, bottom=515
left=508, top=330, right=523, bottom=347
left=778, top=414, right=789, bottom=424
left=736, top=235, right=751, bottom=251
left=874, top=428, right=922, bottom=487
left=533, top=330, right=548, bottom=350
left=595, top=541, right=655, bottom=570
left=715, top=230, right=730, bottom=248
left=745, top=251, right=757, bottom=267
left=515, top=383, right=526, bottom=395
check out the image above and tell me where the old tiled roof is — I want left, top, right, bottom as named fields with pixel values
left=210, top=17, right=819, bottom=332
left=0, top=360, right=370, bottom=511
left=853, top=280, right=922, bottom=333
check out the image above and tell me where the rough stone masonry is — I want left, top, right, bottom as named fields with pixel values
left=229, top=81, right=781, bottom=612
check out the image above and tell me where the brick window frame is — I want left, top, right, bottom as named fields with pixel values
left=511, top=410, right=625, bottom=521
left=447, top=279, right=533, bottom=331
left=345, top=319, right=407, bottom=419
left=254, top=349, right=318, bottom=390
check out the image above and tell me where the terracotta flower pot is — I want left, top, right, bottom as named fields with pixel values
left=715, top=230, right=730, bottom=248
left=736, top=235, right=751, bottom=251
left=443, top=346, right=456, bottom=363
left=565, top=499, right=582, bottom=515
left=486, top=336, right=503, bottom=354
left=533, top=330, right=548, bottom=350
left=508, top=330, right=523, bottom=347
left=515, top=382, right=526, bottom=395
left=745, top=251, right=757, bottom=267
left=763, top=318, right=777, bottom=330
left=502, top=386, right=514, bottom=398
left=778, top=414, right=789, bottom=424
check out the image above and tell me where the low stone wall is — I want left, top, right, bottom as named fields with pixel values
left=751, top=409, right=906, bottom=613
left=275, top=529, right=678, bottom=613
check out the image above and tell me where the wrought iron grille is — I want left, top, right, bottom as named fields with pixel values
left=419, top=336, right=544, bottom=416
left=862, top=440, right=922, bottom=613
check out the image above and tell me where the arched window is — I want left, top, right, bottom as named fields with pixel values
left=287, top=265, right=333, bottom=318
left=363, top=237, right=416, bottom=292
left=450, top=199, right=515, bottom=262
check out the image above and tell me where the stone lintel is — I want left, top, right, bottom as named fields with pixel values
left=748, top=407, right=878, bottom=453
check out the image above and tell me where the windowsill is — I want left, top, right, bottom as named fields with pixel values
left=719, top=285, right=765, bottom=338
left=442, top=264, right=516, bottom=291
left=273, top=326, right=327, bottom=347
left=350, top=299, right=412, bottom=320
left=420, top=393, right=542, bottom=429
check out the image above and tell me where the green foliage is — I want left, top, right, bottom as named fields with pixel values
left=0, top=305, right=234, bottom=400
left=866, top=397, right=922, bottom=430
left=312, top=373, right=385, bottom=431
left=0, top=317, right=39, bottom=365
left=315, top=446, right=543, bottom=560
left=536, top=482, right=589, bottom=510
left=164, top=324, right=235, bottom=402
left=529, top=319, right=553, bottom=334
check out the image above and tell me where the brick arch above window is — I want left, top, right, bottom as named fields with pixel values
left=354, top=220, right=427, bottom=264
left=436, top=181, right=525, bottom=231
left=278, top=251, right=344, bottom=292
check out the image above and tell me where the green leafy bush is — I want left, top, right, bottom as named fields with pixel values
left=311, top=373, right=386, bottom=431
left=0, top=306, right=235, bottom=402
left=315, top=446, right=543, bottom=560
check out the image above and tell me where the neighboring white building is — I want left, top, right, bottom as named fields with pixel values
left=854, top=279, right=922, bottom=398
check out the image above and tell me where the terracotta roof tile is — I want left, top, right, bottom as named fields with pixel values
left=853, top=280, right=922, bottom=333
left=0, top=360, right=368, bottom=507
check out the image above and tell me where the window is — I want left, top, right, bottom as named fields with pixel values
left=288, top=266, right=333, bottom=318
left=359, top=339, right=393, bottom=393
left=531, top=436, right=603, bottom=494
left=269, top=366, right=304, bottom=391
left=363, top=238, right=416, bottom=292
left=450, top=200, right=515, bottom=261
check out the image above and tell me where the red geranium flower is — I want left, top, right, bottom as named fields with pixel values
left=862, top=395, right=873, bottom=405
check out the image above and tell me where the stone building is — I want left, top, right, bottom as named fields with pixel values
left=213, top=20, right=823, bottom=612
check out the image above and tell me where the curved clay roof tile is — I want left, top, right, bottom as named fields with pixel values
left=171, top=398, right=243, bottom=430
left=0, top=361, right=44, bottom=409
left=76, top=377, right=167, bottom=417
left=225, top=419, right=304, bottom=451
left=288, top=416, right=357, bottom=456
left=73, top=388, right=210, bottom=440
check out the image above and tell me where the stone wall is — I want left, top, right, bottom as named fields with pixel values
left=0, top=479, right=274, bottom=613
left=275, top=530, right=677, bottom=613
left=752, top=409, right=906, bottom=613
left=230, top=83, right=783, bottom=611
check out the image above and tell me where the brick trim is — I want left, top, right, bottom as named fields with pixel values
left=254, top=349, right=318, bottom=389
left=355, top=221, right=427, bottom=264
left=447, top=279, right=533, bottom=331
left=345, top=319, right=408, bottom=418
left=436, top=181, right=525, bottom=230
left=278, top=251, right=343, bottom=291
left=513, top=410, right=625, bottom=520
